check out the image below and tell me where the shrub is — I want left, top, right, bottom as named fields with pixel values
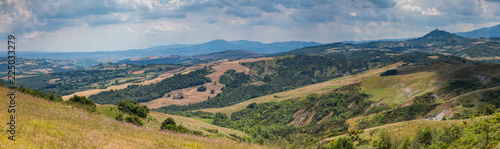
left=413, top=93, right=436, bottom=105
left=125, top=115, right=143, bottom=126
left=484, top=104, right=496, bottom=115
left=115, top=113, right=124, bottom=122
left=380, top=69, right=397, bottom=76
left=197, top=86, right=207, bottom=92
left=417, top=127, right=433, bottom=146
left=118, top=100, right=149, bottom=118
left=161, top=117, right=177, bottom=130
left=68, top=95, right=96, bottom=112
left=324, top=137, right=354, bottom=149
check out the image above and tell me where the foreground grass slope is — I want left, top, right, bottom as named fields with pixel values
left=97, top=105, right=248, bottom=139
left=0, top=87, right=266, bottom=148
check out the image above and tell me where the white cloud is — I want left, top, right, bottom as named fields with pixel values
left=350, top=12, right=357, bottom=17
left=145, top=20, right=190, bottom=34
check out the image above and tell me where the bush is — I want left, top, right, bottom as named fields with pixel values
left=417, top=127, right=433, bottom=146
left=324, top=137, right=354, bottom=149
left=68, top=95, right=96, bottom=112
left=484, top=104, right=496, bottom=115
left=115, top=113, right=124, bottom=122
left=118, top=100, right=149, bottom=118
left=380, top=69, right=397, bottom=76
left=161, top=117, right=177, bottom=130
left=197, top=86, right=207, bottom=92
left=413, top=93, right=436, bottom=104
left=125, top=115, right=143, bottom=126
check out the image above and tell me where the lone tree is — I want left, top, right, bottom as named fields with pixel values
left=161, top=117, right=177, bottom=130
left=117, top=100, right=149, bottom=118
left=197, top=86, right=207, bottom=92
left=68, top=95, right=96, bottom=112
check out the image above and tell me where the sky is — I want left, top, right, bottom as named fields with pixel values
left=1, top=0, right=500, bottom=52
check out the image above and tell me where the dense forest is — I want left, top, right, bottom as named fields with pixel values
left=155, top=55, right=371, bottom=112
left=89, top=69, right=211, bottom=105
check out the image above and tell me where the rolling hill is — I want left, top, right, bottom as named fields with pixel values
left=15, top=40, right=320, bottom=62
left=456, top=24, right=500, bottom=38
left=116, top=50, right=265, bottom=65
left=273, top=29, right=500, bottom=63
left=0, top=86, right=266, bottom=148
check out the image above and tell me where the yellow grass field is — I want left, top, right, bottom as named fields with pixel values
left=0, top=87, right=268, bottom=148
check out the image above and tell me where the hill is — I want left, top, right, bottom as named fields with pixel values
left=16, top=40, right=320, bottom=62
left=273, top=29, right=500, bottom=62
left=189, top=60, right=500, bottom=148
left=0, top=86, right=266, bottom=148
left=456, top=24, right=500, bottom=38
left=116, top=50, right=265, bottom=65
left=0, top=57, right=85, bottom=78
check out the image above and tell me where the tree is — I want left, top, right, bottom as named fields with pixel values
left=115, top=113, right=124, bottom=122
left=125, top=115, right=143, bottom=126
left=325, top=137, right=354, bottom=149
left=118, top=100, right=149, bottom=118
left=68, top=95, right=96, bottom=112
left=161, top=117, right=177, bottom=130
left=197, top=86, right=207, bottom=92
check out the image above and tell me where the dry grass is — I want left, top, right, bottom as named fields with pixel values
left=97, top=105, right=248, bottom=139
left=0, top=87, right=267, bottom=148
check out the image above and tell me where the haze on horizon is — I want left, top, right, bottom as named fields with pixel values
left=1, top=0, right=500, bottom=52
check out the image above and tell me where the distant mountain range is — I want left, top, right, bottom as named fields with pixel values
left=274, top=29, right=500, bottom=62
left=16, top=40, right=321, bottom=62
left=12, top=24, right=500, bottom=67
left=456, top=24, right=500, bottom=38
left=116, top=50, right=265, bottom=65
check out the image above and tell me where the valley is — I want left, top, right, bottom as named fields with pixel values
left=6, top=29, right=500, bottom=148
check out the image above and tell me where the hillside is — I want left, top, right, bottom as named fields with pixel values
left=16, top=40, right=320, bottom=62
left=180, top=59, right=500, bottom=148
left=273, top=29, right=500, bottom=62
left=116, top=50, right=265, bottom=65
left=456, top=24, right=500, bottom=38
left=0, top=57, right=85, bottom=78
left=0, top=86, right=266, bottom=148
left=201, top=62, right=403, bottom=114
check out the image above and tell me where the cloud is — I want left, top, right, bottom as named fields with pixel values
left=205, top=17, right=218, bottom=24
left=145, top=20, right=190, bottom=34
left=225, top=7, right=263, bottom=18
left=368, top=0, right=396, bottom=8
left=437, top=0, right=484, bottom=16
